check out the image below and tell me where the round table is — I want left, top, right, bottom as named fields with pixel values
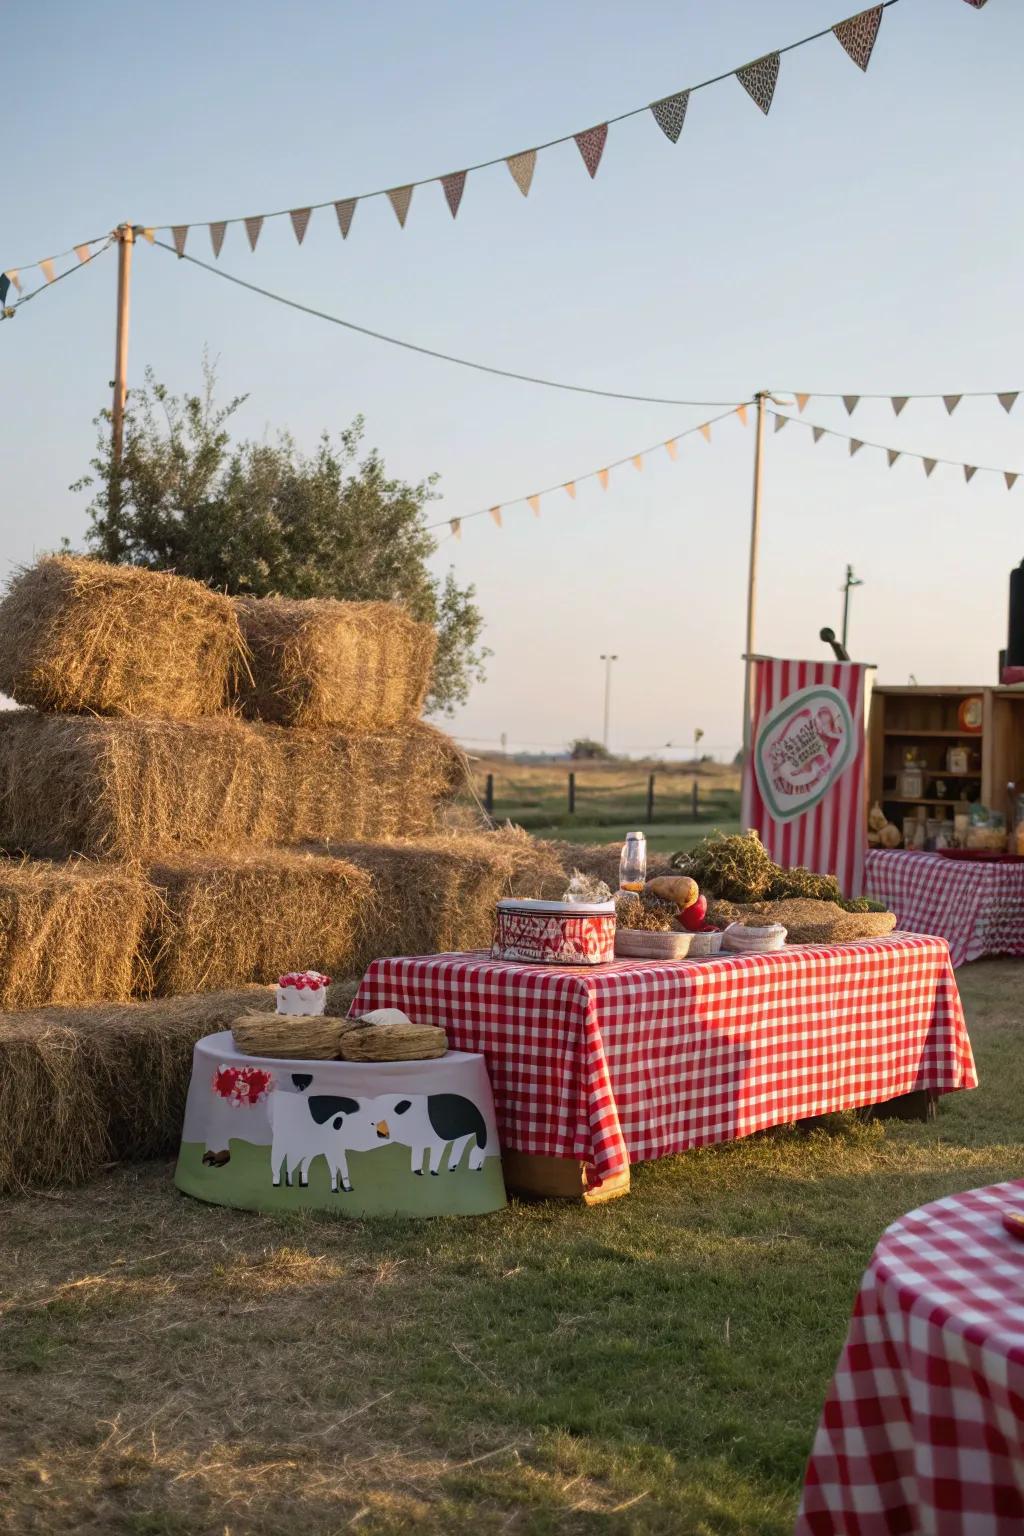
left=797, top=1179, right=1024, bottom=1534
left=175, top=1031, right=506, bottom=1218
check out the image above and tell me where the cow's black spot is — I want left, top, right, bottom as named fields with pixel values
left=308, top=1095, right=360, bottom=1126
left=426, top=1094, right=487, bottom=1151
left=292, top=1074, right=313, bottom=1092
left=394, top=1100, right=412, bottom=1115
left=333, top=1117, right=343, bottom=1130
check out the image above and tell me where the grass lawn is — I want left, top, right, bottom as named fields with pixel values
left=2, top=961, right=1022, bottom=1535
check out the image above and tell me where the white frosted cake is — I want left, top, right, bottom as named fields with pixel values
left=275, top=971, right=331, bottom=1016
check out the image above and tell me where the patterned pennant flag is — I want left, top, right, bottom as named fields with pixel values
left=245, top=215, right=264, bottom=251
left=944, top=394, right=962, bottom=415
left=140, top=228, right=155, bottom=245
left=891, top=396, right=909, bottom=415
left=441, top=171, right=467, bottom=218
left=774, top=414, right=788, bottom=433
left=665, top=439, right=679, bottom=460
left=833, top=6, right=883, bottom=72
left=450, top=518, right=461, bottom=540
left=39, top=258, right=56, bottom=283
left=699, top=422, right=711, bottom=442
left=387, top=186, right=414, bottom=228
left=209, top=222, right=227, bottom=258
left=843, top=395, right=860, bottom=415
left=736, top=53, right=780, bottom=115
left=963, top=464, right=977, bottom=483
left=999, top=392, right=1018, bottom=414
left=564, top=481, right=576, bottom=500
left=812, top=426, right=826, bottom=443
left=527, top=495, right=541, bottom=516
left=887, top=449, right=901, bottom=467
left=649, top=91, right=690, bottom=144
left=489, top=506, right=502, bottom=528
left=574, top=124, right=608, bottom=178
left=961, top=1, right=987, bottom=8
left=923, top=458, right=938, bottom=477
left=735, top=404, right=748, bottom=426
left=632, top=454, right=643, bottom=472
left=849, top=438, right=864, bottom=456
left=171, top=226, right=188, bottom=258
left=290, top=207, right=312, bottom=244
left=74, top=244, right=91, bottom=264
left=598, top=469, right=610, bottom=489
left=796, top=393, right=810, bottom=412
left=4, top=269, right=20, bottom=293
left=507, top=150, right=537, bottom=197
left=1006, top=473, right=1019, bottom=490
left=334, top=199, right=357, bottom=239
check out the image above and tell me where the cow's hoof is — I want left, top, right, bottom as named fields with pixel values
left=413, top=1169, right=423, bottom=1176
left=342, top=1184, right=353, bottom=1193
left=299, top=1178, right=308, bottom=1188
left=430, top=1170, right=439, bottom=1177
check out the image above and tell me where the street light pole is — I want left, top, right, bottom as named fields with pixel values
left=600, top=653, right=618, bottom=749
left=841, top=564, right=864, bottom=652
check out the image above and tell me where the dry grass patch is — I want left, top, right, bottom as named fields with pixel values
left=0, top=554, right=244, bottom=719
left=235, top=595, right=436, bottom=729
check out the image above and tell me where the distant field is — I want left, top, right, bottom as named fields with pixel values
left=465, top=754, right=741, bottom=852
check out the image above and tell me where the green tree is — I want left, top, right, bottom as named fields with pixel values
left=73, top=365, right=487, bottom=715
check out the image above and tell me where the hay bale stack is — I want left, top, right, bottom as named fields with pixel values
left=0, top=555, right=244, bottom=719
left=547, top=839, right=674, bottom=891
left=0, top=858, right=153, bottom=1008
left=150, top=851, right=376, bottom=996
left=0, top=712, right=466, bottom=860
left=0, top=986, right=275, bottom=1192
left=235, top=596, right=436, bottom=729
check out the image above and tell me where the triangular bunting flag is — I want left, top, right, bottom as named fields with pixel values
left=527, top=495, right=541, bottom=516
left=334, top=199, right=357, bottom=239
left=665, top=439, right=679, bottom=460
left=891, top=396, right=908, bottom=415
left=735, top=404, right=748, bottom=425
left=244, top=215, right=264, bottom=251
left=171, top=226, right=188, bottom=258
left=1006, top=473, right=1019, bottom=491
left=507, top=150, right=537, bottom=197
left=140, top=229, right=155, bottom=245
left=0, top=274, right=9, bottom=305
left=564, top=482, right=576, bottom=500
left=796, top=393, right=810, bottom=412
left=699, top=422, right=711, bottom=443
left=441, top=171, right=467, bottom=218
left=598, top=468, right=610, bottom=490
left=999, top=392, right=1018, bottom=414
left=450, top=519, right=461, bottom=540
left=849, top=438, right=863, bottom=456
left=649, top=91, right=690, bottom=144
left=387, top=186, right=414, bottom=228
left=833, top=6, right=883, bottom=72
left=290, top=207, right=312, bottom=244
left=887, top=449, right=901, bottom=467
left=774, top=414, right=788, bottom=433
left=209, top=221, right=227, bottom=258
left=39, top=258, right=56, bottom=283
left=961, top=1, right=987, bottom=8
left=4, top=270, right=20, bottom=293
left=74, top=244, right=91, bottom=264
left=812, top=426, right=826, bottom=443
left=944, top=394, right=962, bottom=415
left=631, top=454, right=643, bottom=472
left=736, top=53, right=780, bottom=114
left=575, top=124, right=608, bottom=178
left=923, top=458, right=937, bottom=477
left=489, top=506, right=502, bottom=528
left=843, top=395, right=860, bottom=415
left=964, top=464, right=977, bottom=483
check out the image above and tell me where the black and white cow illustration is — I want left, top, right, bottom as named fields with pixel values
left=268, top=1076, right=391, bottom=1193
left=373, top=1092, right=488, bottom=1176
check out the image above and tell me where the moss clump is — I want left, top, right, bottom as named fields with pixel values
left=768, top=866, right=843, bottom=903
left=671, top=831, right=775, bottom=904
left=839, top=896, right=887, bottom=913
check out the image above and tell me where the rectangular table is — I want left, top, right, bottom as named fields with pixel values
left=352, top=935, right=976, bottom=1199
left=865, top=847, right=1024, bottom=968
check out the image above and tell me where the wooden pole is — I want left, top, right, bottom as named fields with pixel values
left=568, top=771, right=576, bottom=816
left=646, top=773, right=655, bottom=824
left=110, top=224, right=135, bottom=488
left=741, top=392, right=768, bottom=759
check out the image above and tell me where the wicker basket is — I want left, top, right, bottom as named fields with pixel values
left=722, top=922, right=788, bottom=954
left=614, top=928, right=692, bottom=960
left=337, top=1011, right=448, bottom=1062
left=231, top=1013, right=344, bottom=1060
left=686, top=929, right=724, bottom=957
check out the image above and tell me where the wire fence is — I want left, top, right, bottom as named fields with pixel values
left=472, top=769, right=740, bottom=830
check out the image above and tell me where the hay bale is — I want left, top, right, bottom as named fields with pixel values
left=0, top=858, right=153, bottom=1009
left=0, top=555, right=244, bottom=719
left=0, top=712, right=466, bottom=861
left=337, top=1014, right=448, bottom=1061
left=547, top=840, right=674, bottom=892
left=706, top=895, right=897, bottom=945
left=150, top=851, right=376, bottom=996
left=0, top=987, right=273, bottom=1192
left=230, top=1012, right=345, bottom=1060
left=235, top=596, right=436, bottom=730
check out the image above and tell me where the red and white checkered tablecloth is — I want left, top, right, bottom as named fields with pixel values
left=352, top=935, right=975, bottom=1191
left=796, top=1179, right=1024, bottom=1535
left=865, top=849, right=1024, bottom=969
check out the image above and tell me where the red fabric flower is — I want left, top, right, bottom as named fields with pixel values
left=211, top=1064, right=274, bottom=1106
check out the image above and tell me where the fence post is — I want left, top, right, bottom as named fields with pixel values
left=691, top=779, right=699, bottom=821
left=568, top=771, right=576, bottom=815
left=646, top=773, right=655, bottom=823
left=484, top=773, right=494, bottom=815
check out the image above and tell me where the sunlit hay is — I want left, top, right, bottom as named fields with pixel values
left=149, top=851, right=376, bottom=996
left=0, top=554, right=245, bottom=719
left=336, top=1015, right=447, bottom=1061
left=235, top=595, right=437, bottom=730
left=230, top=1013, right=345, bottom=1060
left=0, top=987, right=273, bottom=1191
left=614, top=893, right=678, bottom=932
left=0, top=713, right=467, bottom=861
left=706, top=896, right=897, bottom=945
left=547, top=840, right=674, bottom=891
left=672, top=831, right=776, bottom=903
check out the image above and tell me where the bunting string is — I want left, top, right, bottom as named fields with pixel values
left=784, top=387, right=1018, bottom=414
left=770, top=409, right=1021, bottom=489
left=429, top=402, right=754, bottom=537
left=0, top=236, right=115, bottom=323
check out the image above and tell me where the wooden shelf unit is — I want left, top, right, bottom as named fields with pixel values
left=868, top=685, right=1024, bottom=826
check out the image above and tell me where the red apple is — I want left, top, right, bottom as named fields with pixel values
left=681, top=895, right=709, bottom=931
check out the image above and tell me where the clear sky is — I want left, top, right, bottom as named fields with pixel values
left=3, top=0, right=1021, bottom=758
